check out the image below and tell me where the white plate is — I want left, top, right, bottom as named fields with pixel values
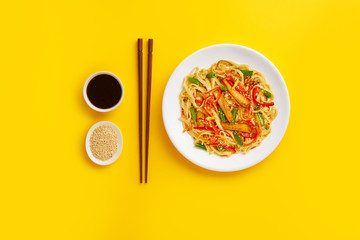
left=85, top=121, right=123, bottom=165
left=162, top=44, right=290, bottom=172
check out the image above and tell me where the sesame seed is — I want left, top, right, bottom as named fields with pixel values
left=90, top=125, right=118, bottom=161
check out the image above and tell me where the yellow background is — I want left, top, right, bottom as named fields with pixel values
left=1, top=0, right=359, bottom=239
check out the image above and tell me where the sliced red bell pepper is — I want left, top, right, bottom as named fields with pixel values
left=239, top=132, right=256, bottom=138
left=208, top=120, right=219, bottom=135
left=237, top=120, right=258, bottom=138
left=195, top=98, right=203, bottom=104
left=203, top=89, right=222, bottom=116
left=247, top=82, right=258, bottom=98
left=206, top=87, right=221, bottom=103
left=203, top=96, right=213, bottom=116
left=252, top=86, right=274, bottom=107
left=194, top=127, right=213, bottom=131
left=243, top=121, right=260, bottom=146
left=236, top=84, right=248, bottom=98
left=209, top=136, right=219, bottom=145
left=241, top=104, right=253, bottom=121
left=206, top=87, right=221, bottom=94
left=223, top=75, right=235, bottom=83
left=193, top=94, right=203, bottom=104
left=198, top=118, right=219, bottom=135
left=220, top=130, right=231, bottom=137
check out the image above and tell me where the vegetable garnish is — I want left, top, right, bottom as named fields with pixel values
left=264, top=90, right=272, bottom=98
left=194, top=95, right=203, bottom=104
left=233, top=131, right=244, bottom=146
left=206, top=87, right=222, bottom=103
left=223, top=80, right=250, bottom=107
left=256, top=112, right=264, bottom=126
left=252, top=86, right=274, bottom=107
left=201, top=88, right=223, bottom=117
left=208, top=120, right=219, bottom=135
left=232, top=78, right=240, bottom=90
left=231, top=108, right=238, bottom=124
left=195, top=143, right=207, bottom=150
left=206, top=72, right=217, bottom=78
left=242, top=121, right=260, bottom=146
left=203, top=96, right=214, bottom=116
left=223, top=75, right=235, bottom=82
left=239, top=132, right=256, bottom=139
left=240, top=70, right=253, bottom=76
left=194, top=127, right=213, bottom=131
left=189, top=77, right=203, bottom=86
left=242, top=104, right=253, bottom=121
left=180, top=60, right=277, bottom=156
left=190, top=107, right=197, bottom=122
left=198, top=118, right=219, bottom=135
left=207, top=142, right=236, bottom=153
left=218, top=107, right=227, bottom=122
left=209, top=136, right=219, bottom=145
left=223, top=76, right=250, bottom=100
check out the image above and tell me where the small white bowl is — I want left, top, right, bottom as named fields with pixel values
left=85, top=121, right=123, bottom=165
left=83, top=71, right=124, bottom=112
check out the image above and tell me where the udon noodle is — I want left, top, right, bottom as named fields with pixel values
left=179, top=60, right=277, bottom=157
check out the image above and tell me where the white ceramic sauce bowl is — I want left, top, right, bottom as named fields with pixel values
left=83, top=71, right=124, bottom=112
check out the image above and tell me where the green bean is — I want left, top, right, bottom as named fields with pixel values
left=218, top=107, right=226, bottom=122
left=264, top=90, right=271, bottom=98
left=231, top=108, right=238, bottom=124
left=190, top=107, right=197, bottom=122
left=188, top=77, right=202, bottom=86
left=206, top=72, right=217, bottom=78
left=240, top=70, right=253, bottom=76
left=257, top=112, right=264, bottom=126
left=233, top=131, right=243, bottom=146
left=195, top=143, right=207, bottom=150
left=220, top=85, right=228, bottom=91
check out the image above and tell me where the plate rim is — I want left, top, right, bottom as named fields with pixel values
left=162, top=44, right=290, bottom=172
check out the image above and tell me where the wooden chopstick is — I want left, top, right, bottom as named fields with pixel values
left=137, top=39, right=143, bottom=183
left=145, top=39, right=153, bottom=183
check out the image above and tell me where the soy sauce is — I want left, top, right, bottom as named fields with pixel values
left=86, top=74, right=122, bottom=109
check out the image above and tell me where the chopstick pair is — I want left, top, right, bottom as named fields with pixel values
left=137, top=38, right=153, bottom=184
